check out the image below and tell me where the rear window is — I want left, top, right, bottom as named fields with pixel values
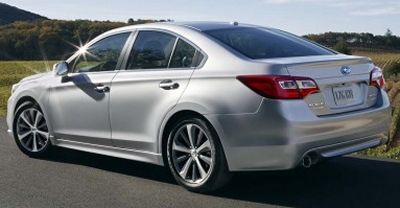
left=204, top=27, right=335, bottom=59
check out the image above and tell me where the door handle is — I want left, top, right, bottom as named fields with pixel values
left=159, top=80, right=179, bottom=90
left=94, top=85, right=110, bottom=93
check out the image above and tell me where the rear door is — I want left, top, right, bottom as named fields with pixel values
left=110, top=31, right=201, bottom=153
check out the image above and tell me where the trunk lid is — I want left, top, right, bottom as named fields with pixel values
left=261, top=55, right=379, bottom=116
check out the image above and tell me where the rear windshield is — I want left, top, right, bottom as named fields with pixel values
left=204, top=27, right=335, bottom=59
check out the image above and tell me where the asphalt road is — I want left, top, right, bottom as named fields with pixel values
left=1, top=116, right=400, bottom=208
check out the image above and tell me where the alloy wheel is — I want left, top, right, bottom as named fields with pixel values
left=171, top=123, right=213, bottom=184
left=15, top=108, right=50, bottom=153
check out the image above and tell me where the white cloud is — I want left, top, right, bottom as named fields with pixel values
left=263, top=0, right=329, bottom=4
left=329, top=2, right=381, bottom=8
left=262, top=0, right=400, bottom=17
left=351, top=7, right=400, bottom=16
left=263, top=0, right=290, bottom=4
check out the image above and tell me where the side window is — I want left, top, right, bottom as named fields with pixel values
left=127, top=31, right=176, bottom=69
left=72, top=33, right=130, bottom=73
left=170, top=39, right=196, bottom=68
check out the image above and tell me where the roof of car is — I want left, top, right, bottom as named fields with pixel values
left=164, top=21, right=255, bottom=31
left=104, top=21, right=267, bottom=36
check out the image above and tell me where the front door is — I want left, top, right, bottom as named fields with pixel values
left=48, top=33, right=131, bottom=146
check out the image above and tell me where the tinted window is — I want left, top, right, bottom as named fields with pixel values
left=204, top=27, right=335, bottom=59
left=127, top=31, right=176, bottom=69
left=72, top=33, right=130, bottom=72
left=170, top=39, right=197, bottom=68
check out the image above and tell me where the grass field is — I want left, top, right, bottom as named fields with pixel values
left=350, top=47, right=400, bottom=69
left=0, top=61, right=57, bottom=115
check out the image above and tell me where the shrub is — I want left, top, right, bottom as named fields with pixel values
left=384, top=61, right=400, bottom=80
left=390, top=101, right=400, bottom=147
left=385, top=80, right=395, bottom=92
left=387, top=81, right=400, bottom=103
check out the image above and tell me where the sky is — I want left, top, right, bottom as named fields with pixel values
left=2, top=0, right=400, bottom=36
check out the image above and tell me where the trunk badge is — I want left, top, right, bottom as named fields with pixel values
left=340, top=66, right=351, bottom=75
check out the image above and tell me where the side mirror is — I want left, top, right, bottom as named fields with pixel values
left=53, top=62, right=71, bottom=82
left=53, top=62, right=69, bottom=76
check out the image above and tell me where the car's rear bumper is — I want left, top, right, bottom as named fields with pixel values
left=205, top=92, right=391, bottom=171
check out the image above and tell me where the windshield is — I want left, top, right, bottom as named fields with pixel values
left=204, top=27, right=335, bottom=59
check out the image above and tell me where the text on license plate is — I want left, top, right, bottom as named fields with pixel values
left=332, top=86, right=356, bottom=105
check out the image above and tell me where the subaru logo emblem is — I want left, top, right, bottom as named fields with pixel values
left=340, top=66, right=351, bottom=75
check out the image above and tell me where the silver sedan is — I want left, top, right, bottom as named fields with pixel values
left=6, top=21, right=391, bottom=193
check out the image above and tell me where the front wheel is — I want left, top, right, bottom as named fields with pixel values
left=13, top=103, right=52, bottom=158
left=166, top=117, right=232, bottom=193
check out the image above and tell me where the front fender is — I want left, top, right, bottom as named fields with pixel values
left=7, top=81, right=54, bottom=144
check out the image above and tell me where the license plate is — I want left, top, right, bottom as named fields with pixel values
left=332, top=86, right=356, bottom=106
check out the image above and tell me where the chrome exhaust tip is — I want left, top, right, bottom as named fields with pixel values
left=301, top=155, right=312, bottom=168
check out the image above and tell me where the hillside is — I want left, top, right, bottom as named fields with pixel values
left=0, top=3, right=48, bottom=26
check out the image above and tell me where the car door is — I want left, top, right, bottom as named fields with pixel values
left=110, top=30, right=202, bottom=153
left=48, top=32, right=131, bottom=146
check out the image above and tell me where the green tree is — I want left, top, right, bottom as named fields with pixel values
left=334, top=37, right=351, bottom=55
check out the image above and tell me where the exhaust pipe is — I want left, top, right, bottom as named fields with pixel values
left=301, top=155, right=312, bottom=168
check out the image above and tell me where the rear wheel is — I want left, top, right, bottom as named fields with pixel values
left=13, top=103, right=52, bottom=157
left=166, top=117, right=232, bottom=193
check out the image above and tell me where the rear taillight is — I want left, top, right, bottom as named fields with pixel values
left=370, top=67, right=385, bottom=88
left=237, top=75, right=320, bottom=99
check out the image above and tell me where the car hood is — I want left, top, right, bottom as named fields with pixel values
left=19, top=71, right=53, bottom=83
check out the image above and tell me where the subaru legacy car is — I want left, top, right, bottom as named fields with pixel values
left=7, top=21, right=391, bottom=193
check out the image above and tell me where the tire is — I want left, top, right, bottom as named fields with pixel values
left=166, top=117, right=232, bottom=193
left=13, top=102, right=52, bottom=158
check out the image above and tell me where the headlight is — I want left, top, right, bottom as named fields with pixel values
left=11, top=83, right=20, bottom=94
